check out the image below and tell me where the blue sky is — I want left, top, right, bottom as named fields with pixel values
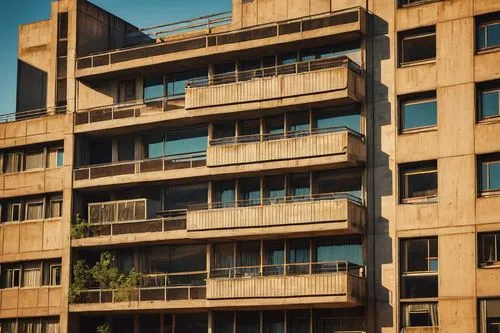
left=0, top=0, right=232, bottom=115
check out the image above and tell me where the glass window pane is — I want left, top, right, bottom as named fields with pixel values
left=237, top=311, right=260, bottom=333
left=478, top=26, right=486, bottom=49
left=166, top=127, right=207, bottom=156
left=288, top=239, right=310, bottom=263
left=315, top=107, right=361, bottom=133
left=238, top=178, right=261, bottom=206
left=213, top=312, right=234, bottom=333
left=405, top=170, right=437, bottom=198
left=489, top=162, right=500, bottom=190
left=214, top=243, right=234, bottom=269
left=402, top=33, right=436, bottom=63
left=487, top=23, right=500, bottom=48
left=265, top=176, right=285, bottom=200
left=26, top=202, right=44, bottom=220
left=56, top=149, right=64, bottom=167
left=481, top=90, right=499, bottom=119
left=288, top=112, right=310, bottom=133
left=279, top=53, right=297, bottom=65
left=144, top=77, right=164, bottom=100
left=482, top=162, right=489, bottom=191
left=239, top=119, right=260, bottom=136
left=164, top=183, right=208, bottom=210
left=237, top=241, right=260, bottom=267
left=315, top=238, right=363, bottom=265
left=167, top=69, right=208, bottom=97
left=147, top=135, right=164, bottom=158
left=264, top=116, right=284, bottom=136
left=264, top=240, right=284, bottom=266
left=263, top=311, right=285, bottom=333
left=316, top=169, right=362, bottom=199
left=25, top=151, right=44, bottom=170
left=406, top=239, right=428, bottom=272
left=213, top=123, right=236, bottom=139
left=402, top=99, right=437, bottom=130
left=214, top=180, right=236, bottom=207
left=429, top=259, right=438, bottom=271
left=289, top=173, right=310, bottom=197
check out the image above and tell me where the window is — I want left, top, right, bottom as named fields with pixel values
left=400, top=161, right=438, bottom=203
left=5, top=152, right=22, bottom=173
left=479, top=85, right=500, bottom=120
left=399, top=27, right=436, bottom=66
left=6, top=268, right=21, bottom=288
left=400, top=93, right=437, bottom=131
left=314, top=105, right=361, bottom=133
left=401, top=303, right=439, bottom=328
left=477, top=16, right=500, bottom=51
left=163, top=183, right=208, bottom=211
left=480, top=158, right=500, bottom=193
left=165, top=127, right=208, bottom=156
left=289, top=173, right=310, bottom=198
left=118, top=137, right=135, bottom=161
left=213, top=122, right=236, bottom=141
left=146, top=135, right=164, bottom=159
left=288, top=111, right=310, bottom=135
left=316, top=168, right=362, bottom=200
left=7, top=203, right=21, bottom=222
left=238, top=119, right=260, bottom=140
left=167, top=69, right=208, bottom=97
left=236, top=311, right=260, bottom=333
left=144, top=76, right=164, bottom=100
left=22, top=266, right=41, bottom=287
left=480, top=299, right=500, bottom=333
left=119, top=79, right=136, bottom=103
left=238, top=178, right=261, bottom=206
left=264, top=115, right=284, bottom=140
left=400, top=238, right=438, bottom=299
left=25, top=201, right=44, bottom=221
left=479, top=233, right=500, bottom=266
left=278, top=52, right=297, bottom=65
left=24, top=150, right=44, bottom=170
left=264, top=175, right=285, bottom=203
left=49, top=199, right=63, bottom=218
left=47, top=148, right=64, bottom=168
left=399, top=0, right=436, bottom=7
left=213, top=181, right=236, bottom=208
left=263, top=311, right=285, bottom=333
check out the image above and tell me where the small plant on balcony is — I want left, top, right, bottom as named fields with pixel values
left=70, top=214, right=90, bottom=239
left=69, top=259, right=92, bottom=303
left=96, top=323, right=111, bottom=333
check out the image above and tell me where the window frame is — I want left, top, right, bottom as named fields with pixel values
left=7, top=268, right=21, bottom=288
left=478, top=86, right=500, bottom=121
left=399, top=28, right=437, bottom=67
left=49, top=264, right=62, bottom=286
left=478, top=232, right=500, bottom=267
left=400, top=162, right=438, bottom=203
left=5, top=152, right=23, bottom=174
left=24, top=200, right=45, bottom=222
left=399, top=93, right=437, bottom=133
left=477, top=19, right=500, bottom=52
left=7, top=203, right=22, bottom=223
left=49, top=199, right=63, bottom=219
left=479, top=156, right=500, bottom=195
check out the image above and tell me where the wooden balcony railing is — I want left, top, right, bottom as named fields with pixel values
left=207, top=126, right=365, bottom=167
left=206, top=261, right=365, bottom=301
left=185, top=56, right=364, bottom=110
left=72, top=271, right=206, bottom=304
left=0, top=106, right=66, bottom=124
left=187, top=193, right=365, bottom=233
left=73, top=151, right=206, bottom=181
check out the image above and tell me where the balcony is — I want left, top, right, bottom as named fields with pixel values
left=0, top=168, right=64, bottom=198
left=185, top=56, right=364, bottom=111
left=69, top=271, right=206, bottom=312
left=206, top=261, right=365, bottom=307
left=76, top=8, right=366, bottom=77
left=73, top=151, right=206, bottom=182
left=0, top=287, right=61, bottom=318
left=187, top=194, right=364, bottom=237
left=207, top=127, right=365, bottom=167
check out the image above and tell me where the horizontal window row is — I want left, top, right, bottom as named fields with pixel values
left=0, top=317, right=59, bottom=333
left=399, top=156, right=500, bottom=203
left=398, top=13, right=500, bottom=66
left=0, top=193, right=63, bottom=223
left=399, top=81, right=500, bottom=132
left=74, top=168, right=363, bottom=225
left=78, top=309, right=364, bottom=333
left=1, top=142, right=64, bottom=174
left=1, top=259, right=61, bottom=289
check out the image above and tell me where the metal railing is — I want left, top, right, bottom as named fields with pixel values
left=127, top=12, right=232, bottom=45
left=76, top=7, right=363, bottom=70
left=73, top=151, right=207, bottom=181
left=74, top=271, right=207, bottom=304
left=210, top=126, right=364, bottom=146
left=210, top=261, right=363, bottom=279
left=187, top=56, right=362, bottom=88
left=74, top=97, right=175, bottom=126
left=189, top=192, right=363, bottom=211
left=0, top=106, right=66, bottom=124
left=80, top=215, right=187, bottom=238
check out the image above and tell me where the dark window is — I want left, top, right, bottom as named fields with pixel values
left=239, top=119, right=260, bottom=137
left=479, top=299, right=500, bottom=333
left=213, top=312, right=234, bottom=333
left=316, top=168, right=362, bottom=200
left=477, top=14, right=500, bottom=51
left=264, top=175, right=285, bottom=202
left=213, top=123, right=236, bottom=140
left=478, top=83, right=500, bottom=120
left=480, top=157, right=500, bottom=193
left=264, top=115, right=284, bottom=139
left=167, top=68, right=208, bottom=97
left=140, top=314, right=161, bottom=333
left=213, top=180, right=236, bottom=208
left=479, top=232, right=500, bottom=266
left=399, top=27, right=436, bottom=65
left=289, top=173, right=310, bottom=198
left=238, top=178, right=261, bottom=206
left=163, top=183, right=208, bottom=211
left=278, top=52, right=297, bottom=65
left=288, top=111, right=310, bottom=134
left=58, top=13, right=68, bottom=40
left=236, top=311, right=260, bottom=333
left=400, top=161, right=438, bottom=202
left=399, top=0, right=435, bottom=7
left=313, top=105, right=361, bottom=133
left=400, top=93, right=437, bottom=131
left=401, top=238, right=438, bottom=273
left=118, top=137, right=135, bottom=161
left=263, top=311, right=285, bottom=333
left=175, top=313, right=208, bottom=333
left=144, top=76, right=164, bottom=100
left=119, top=79, right=136, bottom=103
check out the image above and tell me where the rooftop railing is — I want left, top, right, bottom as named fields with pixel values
left=0, top=106, right=66, bottom=124
left=77, top=7, right=363, bottom=70
left=210, top=126, right=364, bottom=146
left=187, top=56, right=363, bottom=89
left=73, top=151, right=206, bottom=181
left=188, top=192, right=363, bottom=211
left=126, top=12, right=232, bottom=45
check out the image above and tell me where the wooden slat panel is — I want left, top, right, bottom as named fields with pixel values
left=207, top=131, right=355, bottom=167
left=187, top=198, right=363, bottom=231
left=206, top=273, right=351, bottom=299
left=186, top=66, right=350, bottom=109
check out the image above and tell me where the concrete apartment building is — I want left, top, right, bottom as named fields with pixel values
left=0, top=0, right=499, bottom=332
